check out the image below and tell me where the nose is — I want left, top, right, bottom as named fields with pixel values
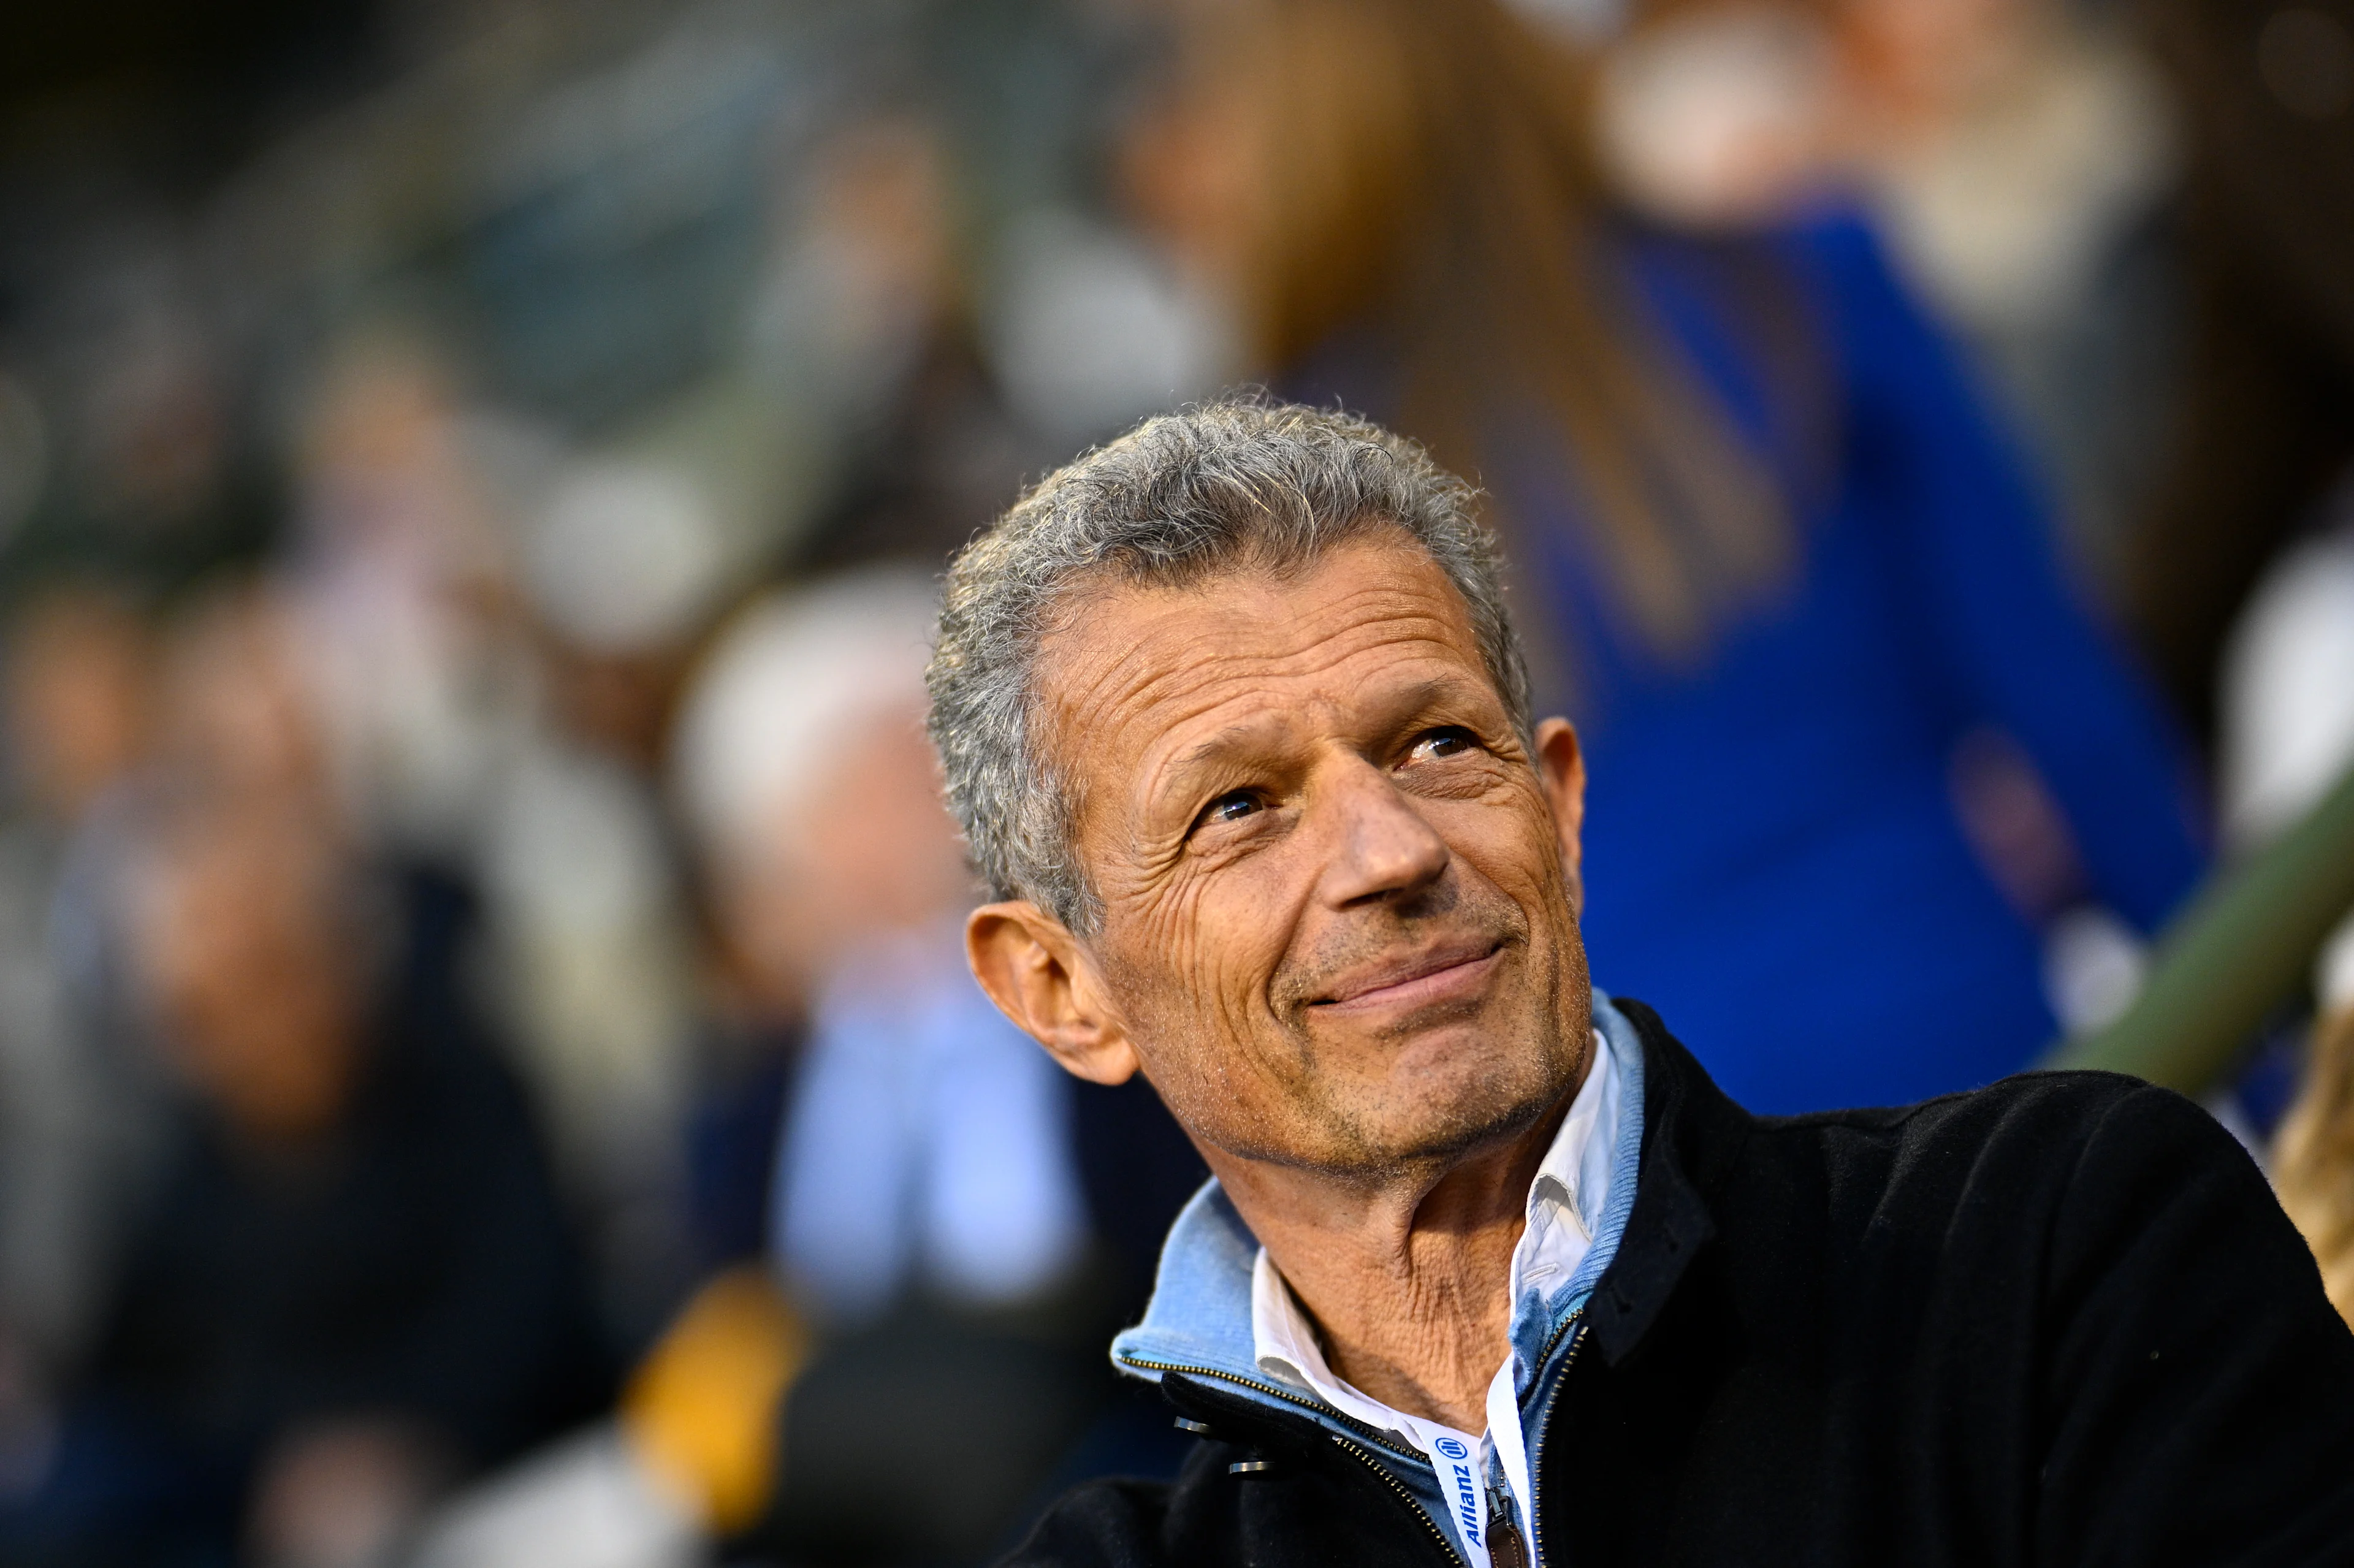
left=1315, top=758, right=1451, bottom=910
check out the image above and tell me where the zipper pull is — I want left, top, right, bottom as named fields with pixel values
left=1487, top=1482, right=1531, bottom=1568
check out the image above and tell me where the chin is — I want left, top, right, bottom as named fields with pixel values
left=1348, top=1034, right=1575, bottom=1167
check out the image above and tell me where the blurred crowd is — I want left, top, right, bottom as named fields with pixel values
left=0, top=0, right=2348, bottom=1563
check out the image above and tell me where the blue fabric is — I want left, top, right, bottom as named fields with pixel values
left=1110, top=992, right=1648, bottom=1561
left=1512, top=1000, right=1646, bottom=1380
left=1289, top=210, right=2206, bottom=1113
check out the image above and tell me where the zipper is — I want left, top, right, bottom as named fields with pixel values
left=1524, top=1306, right=1585, bottom=1403
left=1130, top=1304, right=1589, bottom=1568
left=1329, top=1429, right=1470, bottom=1568
left=1487, top=1479, right=1532, bottom=1568
left=1122, top=1354, right=1467, bottom=1567
left=1114, top=1354, right=1430, bottom=1466
left=1526, top=1318, right=1590, bottom=1568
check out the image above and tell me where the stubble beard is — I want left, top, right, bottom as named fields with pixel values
left=1135, top=881, right=1590, bottom=1182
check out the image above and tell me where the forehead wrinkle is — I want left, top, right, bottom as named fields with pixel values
left=1037, top=626, right=1260, bottom=865
left=1051, top=542, right=1476, bottom=682
left=1122, top=615, right=1475, bottom=793
left=1162, top=710, right=1301, bottom=788
left=1139, top=658, right=1493, bottom=815
left=1034, top=542, right=1498, bottom=872
left=1095, top=596, right=1472, bottom=726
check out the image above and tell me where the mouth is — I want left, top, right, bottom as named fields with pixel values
left=1308, top=937, right=1506, bottom=1015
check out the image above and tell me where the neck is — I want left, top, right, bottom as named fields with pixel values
left=1208, top=1076, right=1583, bottom=1433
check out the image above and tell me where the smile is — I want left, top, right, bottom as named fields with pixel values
left=1309, top=940, right=1505, bottom=1014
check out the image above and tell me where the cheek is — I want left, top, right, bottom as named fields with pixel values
left=1105, top=870, right=1221, bottom=1021
left=1442, top=781, right=1571, bottom=897
left=1149, top=845, right=1282, bottom=978
left=1108, top=847, right=1306, bottom=1076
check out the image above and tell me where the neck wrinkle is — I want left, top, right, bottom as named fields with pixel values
left=1213, top=1071, right=1582, bottom=1431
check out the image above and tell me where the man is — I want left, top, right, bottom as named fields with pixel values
left=0, top=789, right=608, bottom=1567
left=928, top=399, right=2354, bottom=1566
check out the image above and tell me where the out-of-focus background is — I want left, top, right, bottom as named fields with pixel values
left=0, top=0, right=2350, bottom=1563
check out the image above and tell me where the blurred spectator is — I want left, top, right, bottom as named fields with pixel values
left=1591, top=0, right=2185, bottom=601
left=157, top=577, right=337, bottom=813
left=280, top=333, right=514, bottom=853
left=480, top=449, right=726, bottom=1347
left=672, top=569, right=1102, bottom=1559
left=762, top=107, right=1227, bottom=580
left=672, top=571, right=1089, bottom=1317
left=1, top=587, right=153, bottom=821
left=1589, top=1, right=1847, bottom=230
left=1121, top=0, right=2206, bottom=1111
left=0, top=787, right=606, bottom=1568
left=752, top=113, right=1033, bottom=577
left=2278, top=1002, right=2354, bottom=1329
left=2259, top=504, right=2354, bottom=1315
left=411, top=571, right=1141, bottom=1568
left=0, top=584, right=159, bottom=1460
left=1590, top=0, right=2178, bottom=587
left=275, top=333, right=715, bottom=1345
left=1838, top=0, right=2179, bottom=587
left=2127, top=0, right=2354, bottom=745
left=411, top=1268, right=797, bottom=1568
left=142, top=575, right=490, bottom=1086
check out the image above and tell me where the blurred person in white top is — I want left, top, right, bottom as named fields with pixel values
left=671, top=569, right=1087, bottom=1319
left=407, top=572, right=1096, bottom=1568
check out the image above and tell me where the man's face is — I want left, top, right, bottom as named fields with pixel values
left=725, top=700, right=974, bottom=1011
left=135, top=826, right=362, bottom=1147
left=1034, top=536, right=1590, bottom=1177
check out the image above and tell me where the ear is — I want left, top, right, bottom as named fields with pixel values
left=967, top=900, right=1141, bottom=1085
left=1534, top=718, right=1587, bottom=916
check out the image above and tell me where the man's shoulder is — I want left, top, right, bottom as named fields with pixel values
left=1696, top=1065, right=2273, bottom=1282
left=1766, top=1067, right=2178, bottom=1135
left=1615, top=992, right=2231, bottom=1207
left=1758, top=1068, right=2226, bottom=1165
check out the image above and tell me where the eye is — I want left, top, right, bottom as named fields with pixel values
left=1411, top=726, right=1480, bottom=761
left=1196, top=788, right=1267, bottom=831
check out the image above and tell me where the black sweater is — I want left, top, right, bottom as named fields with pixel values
left=1005, top=1000, right=2354, bottom=1567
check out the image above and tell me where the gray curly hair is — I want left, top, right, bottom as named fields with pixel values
left=926, top=397, right=1531, bottom=934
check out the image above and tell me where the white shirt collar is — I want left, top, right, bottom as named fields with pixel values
left=1248, top=1026, right=1623, bottom=1562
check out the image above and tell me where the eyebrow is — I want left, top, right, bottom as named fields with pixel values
left=1155, top=674, right=1482, bottom=795
left=1162, top=719, right=1290, bottom=791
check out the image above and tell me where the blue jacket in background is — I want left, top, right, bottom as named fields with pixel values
left=1292, top=211, right=2204, bottom=1113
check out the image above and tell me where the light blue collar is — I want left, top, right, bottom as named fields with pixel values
left=1111, top=990, right=1650, bottom=1417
